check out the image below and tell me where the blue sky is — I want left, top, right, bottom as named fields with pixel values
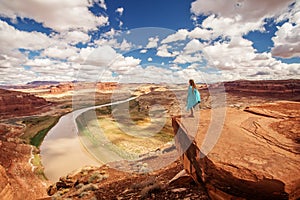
left=105, top=0, right=195, bottom=30
left=0, top=0, right=299, bottom=84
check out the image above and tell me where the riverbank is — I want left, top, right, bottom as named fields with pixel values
left=40, top=112, right=101, bottom=182
left=76, top=98, right=174, bottom=160
left=40, top=96, right=139, bottom=182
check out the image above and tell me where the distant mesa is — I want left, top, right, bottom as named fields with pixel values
left=0, top=81, right=61, bottom=90
left=26, top=81, right=60, bottom=86
left=223, top=79, right=300, bottom=96
left=49, top=82, right=118, bottom=94
left=49, top=83, right=74, bottom=94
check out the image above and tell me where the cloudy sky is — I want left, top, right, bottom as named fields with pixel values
left=0, top=0, right=299, bottom=85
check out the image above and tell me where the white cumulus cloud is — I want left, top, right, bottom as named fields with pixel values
left=191, top=0, right=294, bottom=23
left=271, top=2, right=300, bottom=58
left=183, top=39, right=204, bottom=54
left=42, top=46, right=79, bottom=60
left=161, top=29, right=189, bottom=44
left=146, top=37, right=160, bottom=48
left=156, top=44, right=179, bottom=57
left=116, top=7, right=124, bottom=16
left=189, top=27, right=212, bottom=40
left=0, top=20, right=54, bottom=51
left=0, top=0, right=109, bottom=32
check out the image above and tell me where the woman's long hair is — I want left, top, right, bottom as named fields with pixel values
left=189, top=79, right=197, bottom=91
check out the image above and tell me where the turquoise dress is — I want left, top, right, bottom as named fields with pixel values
left=186, top=86, right=201, bottom=110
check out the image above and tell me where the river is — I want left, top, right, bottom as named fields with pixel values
left=40, top=97, right=136, bottom=182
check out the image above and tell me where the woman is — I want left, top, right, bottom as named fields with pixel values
left=186, top=79, right=201, bottom=117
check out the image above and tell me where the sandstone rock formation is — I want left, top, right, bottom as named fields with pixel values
left=46, top=161, right=210, bottom=199
left=96, top=82, right=117, bottom=91
left=49, top=82, right=118, bottom=94
left=0, top=140, right=48, bottom=200
left=223, top=79, right=300, bottom=96
left=0, top=89, right=50, bottom=119
left=0, top=164, right=14, bottom=200
left=172, top=101, right=300, bottom=199
left=49, top=83, right=74, bottom=94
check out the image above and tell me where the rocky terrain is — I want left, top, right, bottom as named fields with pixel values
left=223, top=79, right=300, bottom=97
left=43, top=160, right=209, bottom=200
left=0, top=89, right=54, bottom=200
left=44, top=80, right=299, bottom=200
left=0, top=139, right=49, bottom=200
left=49, top=83, right=74, bottom=94
left=49, top=82, right=118, bottom=94
left=0, top=121, right=49, bottom=200
left=0, top=83, right=129, bottom=200
left=173, top=100, right=300, bottom=199
left=0, top=79, right=299, bottom=200
left=0, top=89, right=51, bottom=119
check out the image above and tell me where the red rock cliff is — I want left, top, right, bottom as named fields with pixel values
left=223, top=79, right=300, bottom=96
left=49, top=82, right=118, bottom=94
left=172, top=101, right=300, bottom=199
left=0, top=164, right=14, bottom=200
left=0, top=89, right=50, bottom=119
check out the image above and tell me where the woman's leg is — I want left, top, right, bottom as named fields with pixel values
left=190, top=107, right=194, bottom=117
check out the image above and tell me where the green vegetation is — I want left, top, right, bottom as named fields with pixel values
left=88, top=172, right=108, bottom=183
left=31, top=153, right=47, bottom=180
left=30, top=127, right=51, bottom=147
left=21, top=116, right=60, bottom=147
left=17, top=115, right=61, bottom=181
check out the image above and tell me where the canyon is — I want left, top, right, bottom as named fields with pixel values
left=0, top=79, right=299, bottom=199
left=223, top=79, right=300, bottom=96
left=0, top=89, right=51, bottom=119
left=49, top=82, right=118, bottom=94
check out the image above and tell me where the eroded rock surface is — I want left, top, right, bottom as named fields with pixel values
left=49, top=82, right=118, bottom=94
left=223, top=79, right=300, bottom=96
left=173, top=101, right=300, bottom=199
left=0, top=140, right=49, bottom=200
left=0, top=164, right=14, bottom=200
left=0, top=89, right=50, bottom=119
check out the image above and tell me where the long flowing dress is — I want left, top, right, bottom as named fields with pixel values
left=186, top=86, right=201, bottom=110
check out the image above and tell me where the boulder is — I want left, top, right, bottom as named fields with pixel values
left=169, top=169, right=194, bottom=186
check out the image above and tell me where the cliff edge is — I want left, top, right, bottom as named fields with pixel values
left=172, top=101, right=300, bottom=200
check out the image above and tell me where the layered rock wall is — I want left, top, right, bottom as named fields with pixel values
left=96, top=82, right=117, bottom=91
left=49, top=84, right=73, bottom=94
left=0, top=139, right=49, bottom=200
left=49, top=82, right=118, bottom=94
left=223, top=80, right=300, bottom=96
left=172, top=102, right=300, bottom=199
left=0, top=89, right=50, bottom=119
